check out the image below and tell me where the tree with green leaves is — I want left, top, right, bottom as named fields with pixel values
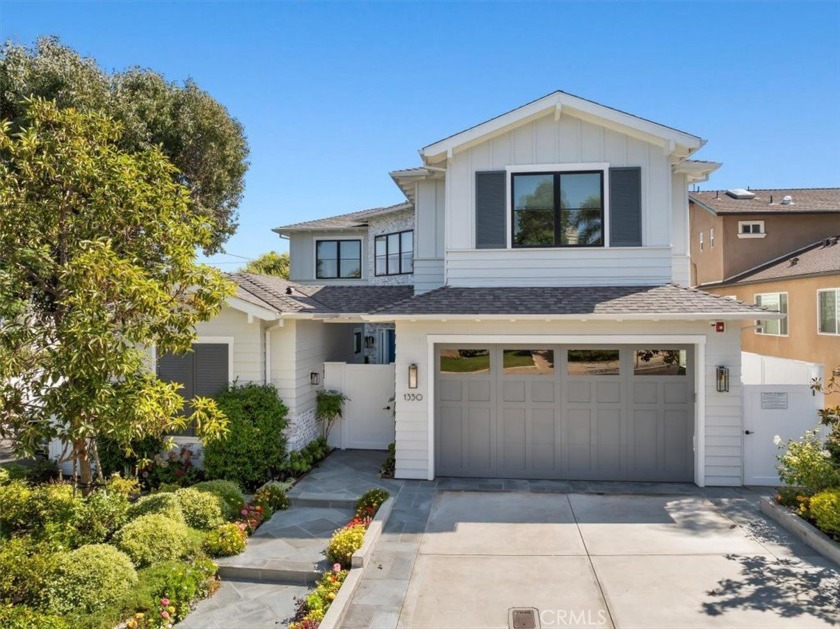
left=242, top=251, right=290, bottom=279
left=0, top=99, right=234, bottom=491
left=0, top=36, right=249, bottom=253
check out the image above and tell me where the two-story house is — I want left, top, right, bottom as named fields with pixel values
left=163, top=91, right=775, bottom=486
left=688, top=189, right=840, bottom=403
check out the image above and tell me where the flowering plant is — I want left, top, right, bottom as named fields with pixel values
left=236, top=503, right=265, bottom=535
left=290, top=563, right=348, bottom=629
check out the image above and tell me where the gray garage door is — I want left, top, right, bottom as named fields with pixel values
left=435, top=345, right=694, bottom=482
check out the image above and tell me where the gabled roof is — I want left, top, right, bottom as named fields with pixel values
left=690, top=188, right=840, bottom=215
left=230, top=273, right=414, bottom=316
left=421, top=91, right=704, bottom=164
left=369, top=284, right=775, bottom=320
left=273, top=201, right=413, bottom=234
left=708, top=236, right=840, bottom=287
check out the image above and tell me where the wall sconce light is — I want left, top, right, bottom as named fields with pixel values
left=310, top=371, right=320, bottom=386
left=716, top=366, right=729, bottom=393
left=408, top=364, right=418, bottom=389
left=364, top=335, right=375, bottom=349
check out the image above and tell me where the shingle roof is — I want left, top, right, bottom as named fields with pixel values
left=374, top=284, right=770, bottom=317
left=230, top=273, right=414, bottom=315
left=272, top=201, right=413, bottom=233
left=690, top=188, right=840, bottom=214
left=715, top=236, right=840, bottom=286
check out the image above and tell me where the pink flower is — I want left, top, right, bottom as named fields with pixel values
left=333, top=563, right=342, bottom=573
left=161, top=598, right=170, bottom=607
left=241, top=509, right=248, bottom=516
left=161, top=610, right=170, bottom=619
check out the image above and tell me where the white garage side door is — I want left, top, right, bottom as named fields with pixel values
left=435, top=345, right=694, bottom=482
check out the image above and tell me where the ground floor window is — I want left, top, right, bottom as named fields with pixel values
left=818, top=289, right=840, bottom=335
left=755, top=292, right=788, bottom=335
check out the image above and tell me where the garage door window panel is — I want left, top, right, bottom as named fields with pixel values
left=567, top=349, right=620, bottom=376
left=439, top=349, right=491, bottom=374
left=633, top=350, right=687, bottom=376
left=502, top=349, right=554, bottom=375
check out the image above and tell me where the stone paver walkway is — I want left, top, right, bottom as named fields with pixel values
left=180, top=580, right=308, bottom=628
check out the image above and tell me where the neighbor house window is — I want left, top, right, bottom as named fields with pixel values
left=512, top=171, right=603, bottom=247
left=818, top=289, right=840, bottom=335
left=316, top=239, right=361, bottom=279
left=699, top=232, right=704, bottom=251
left=738, top=221, right=765, bottom=238
left=710, top=228, right=715, bottom=248
left=755, top=292, right=788, bottom=335
left=375, top=230, right=413, bottom=275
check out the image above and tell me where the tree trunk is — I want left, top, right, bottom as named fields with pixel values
left=75, top=439, right=93, bottom=496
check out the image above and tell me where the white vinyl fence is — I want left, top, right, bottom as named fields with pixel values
left=323, top=362, right=395, bottom=450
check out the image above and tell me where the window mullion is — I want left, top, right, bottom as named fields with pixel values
left=554, top=173, right=561, bottom=247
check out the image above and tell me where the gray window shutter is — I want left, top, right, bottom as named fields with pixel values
left=157, top=351, right=194, bottom=400
left=193, top=344, right=230, bottom=398
left=475, top=171, right=507, bottom=249
left=609, top=167, right=642, bottom=246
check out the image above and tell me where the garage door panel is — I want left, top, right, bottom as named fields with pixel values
left=632, top=411, right=658, bottom=475
left=439, top=380, right=463, bottom=402
left=532, top=409, right=557, bottom=472
left=664, top=409, right=691, bottom=474
left=438, top=406, right=464, bottom=474
left=530, top=381, right=555, bottom=403
left=633, top=382, right=658, bottom=404
left=663, top=382, right=689, bottom=405
left=566, top=381, right=591, bottom=403
left=596, top=410, right=622, bottom=474
left=597, top=381, right=621, bottom=403
left=567, top=410, right=593, bottom=472
left=467, top=381, right=492, bottom=402
left=502, top=381, right=526, bottom=403
left=501, top=408, right=526, bottom=471
left=467, top=407, right=493, bottom=472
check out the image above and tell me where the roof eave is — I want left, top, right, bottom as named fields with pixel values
left=364, top=311, right=778, bottom=323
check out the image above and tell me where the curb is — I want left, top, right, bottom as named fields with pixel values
left=759, top=497, right=840, bottom=567
left=216, top=564, right=320, bottom=586
left=319, top=496, right=395, bottom=629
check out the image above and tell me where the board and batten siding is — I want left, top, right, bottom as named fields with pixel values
left=392, top=319, right=744, bottom=486
left=414, top=179, right=446, bottom=292
left=288, top=229, right=368, bottom=285
left=444, top=111, right=682, bottom=286
left=194, top=306, right=264, bottom=384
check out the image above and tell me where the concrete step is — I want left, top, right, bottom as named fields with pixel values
left=216, top=505, right=354, bottom=585
left=287, top=492, right=359, bottom=509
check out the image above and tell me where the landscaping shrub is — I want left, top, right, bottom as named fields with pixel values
left=810, top=488, right=840, bottom=536
left=34, top=482, right=84, bottom=545
left=192, top=479, right=245, bottom=519
left=0, top=605, right=68, bottom=629
left=0, top=536, right=59, bottom=606
left=253, top=480, right=290, bottom=517
left=325, top=523, right=366, bottom=568
left=203, top=522, right=246, bottom=557
left=106, top=473, right=141, bottom=498
left=175, top=487, right=225, bottom=530
left=126, top=492, right=185, bottom=524
left=47, top=544, right=138, bottom=614
left=112, top=514, right=189, bottom=567
left=75, top=488, right=130, bottom=545
left=380, top=443, right=396, bottom=477
left=203, top=382, right=288, bottom=491
left=355, top=488, right=389, bottom=519
left=290, top=564, right=347, bottom=629
left=0, top=467, right=9, bottom=485
left=26, top=458, right=60, bottom=484
left=777, top=430, right=840, bottom=494
left=96, top=434, right=166, bottom=477
left=0, top=479, right=33, bottom=534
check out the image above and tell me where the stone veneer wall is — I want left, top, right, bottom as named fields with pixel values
left=284, top=407, right=321, bottom=452
left=367, top=209, right=415, bottom=286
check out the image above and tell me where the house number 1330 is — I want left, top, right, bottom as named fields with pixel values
left=403, top=393, right=423, bottom=402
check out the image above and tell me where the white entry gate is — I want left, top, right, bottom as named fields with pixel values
left=323, top=362, right=395, bottom=450
left=742, top=353, right=824, bottom=486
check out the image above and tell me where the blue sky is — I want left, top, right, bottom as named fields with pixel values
left=2, top=1, right=838, bottom=268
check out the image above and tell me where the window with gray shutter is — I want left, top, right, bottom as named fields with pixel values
left=475, top=171, right=507, bottom=249
left=609, top=167, right=642, bottom=246
left=157, top=343, right=229, bottom=435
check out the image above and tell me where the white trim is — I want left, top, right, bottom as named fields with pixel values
left=737, top=220, right=765, bottom=238
left=424, top=333, right=707, bottom=484
left=737, top=233, right=767, bottom=239
left=754, top=292, right=789, bottom=337
left=313, top=235, right=366, bottom=281
left=195, top=336, right=235, bottom=384
left=226, top=296, right=279, bottom=322
left=366, top=311, right=782, bottom=323
left=504, top=163, right=611, bottom=249
left=817, top=288, right=840, bottom=336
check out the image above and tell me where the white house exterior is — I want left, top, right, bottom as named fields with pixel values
left=166, top=91, right=779, bottom=485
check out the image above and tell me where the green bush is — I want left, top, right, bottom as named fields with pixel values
left=35, top=483, right=84, bottom=545
left=355, top=488, right=389, bottom=518
left=75, top=489, right=130, bottom=545
left=810, top=488, right=840, bottom=535
left=0, top=536, right=60, bottom=606
left=106, top=473, right=141, bottom=498
left=0, top=605, right=68, bottom=629
left=192, top=479, right=245, bottom=519
left=325, top=524, right=366, bottom=568
left=47, top=544, right=137, bottom=614
left=777, top=430, right=840, bottom=494
left=253, top=480, right=290, bottom=517
left=112, top=514, right=189, bottom=567
left=0, top=480, right=33, bottom=534
left=0, top=467, right=9, bottom=485
left=175, top=487, right=226, bottom=530
left=203, top=382, right=288, bottom=491
left=26, top=459, right=60, bottom=484
left=96, top=434, right=166, bottom=477
left=126, top=492, right=185, bottom=524
left=203, top=522, right=247, bottom=557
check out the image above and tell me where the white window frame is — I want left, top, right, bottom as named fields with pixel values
left=737, top=220, right=766, bottom=239
left=710, top=228, right=715, bottom=248
left=699, top=231, right=704, bottom=251
left=817, top=288, right=840, bottom=336
left=505, top=163, right=612, bottom=249
left=754, top=292, right=788, bottom=336
left=313, top=236, right=365, bottom=280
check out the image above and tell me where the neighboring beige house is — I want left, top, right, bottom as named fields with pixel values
left=689, top=188, right=840, bottom=286
left=700, top=236, right=840, bottom=405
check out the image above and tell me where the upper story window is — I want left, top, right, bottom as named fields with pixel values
left=755, top=292, right=788, bottom=335
left=710, top=228, right=715, bottom=248
left=375, top=230, right=413, bottom=276
left=511, top=171, right=603, bottom=248
left=818, top=289, right=840, bottom=335
left=316, top=239, right=361, bottom=279
left=699, top=232, right=704, bottom=251
left=738, top=221, right=766, bottom=238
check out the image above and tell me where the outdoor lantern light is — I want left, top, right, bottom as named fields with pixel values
left=310, top=371, right=320, bottom=386
left=408, top=364, right=418, bottom=389
left=716, top=366, right=729, bottom=393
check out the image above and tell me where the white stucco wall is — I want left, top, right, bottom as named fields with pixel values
left=392, top=319, right=743, bottom=487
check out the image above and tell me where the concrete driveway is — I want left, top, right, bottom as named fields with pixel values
left=345, top=490, right=840, bottom=628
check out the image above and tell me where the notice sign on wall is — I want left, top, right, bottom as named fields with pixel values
left=761, top=392, right=789, bottom=410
